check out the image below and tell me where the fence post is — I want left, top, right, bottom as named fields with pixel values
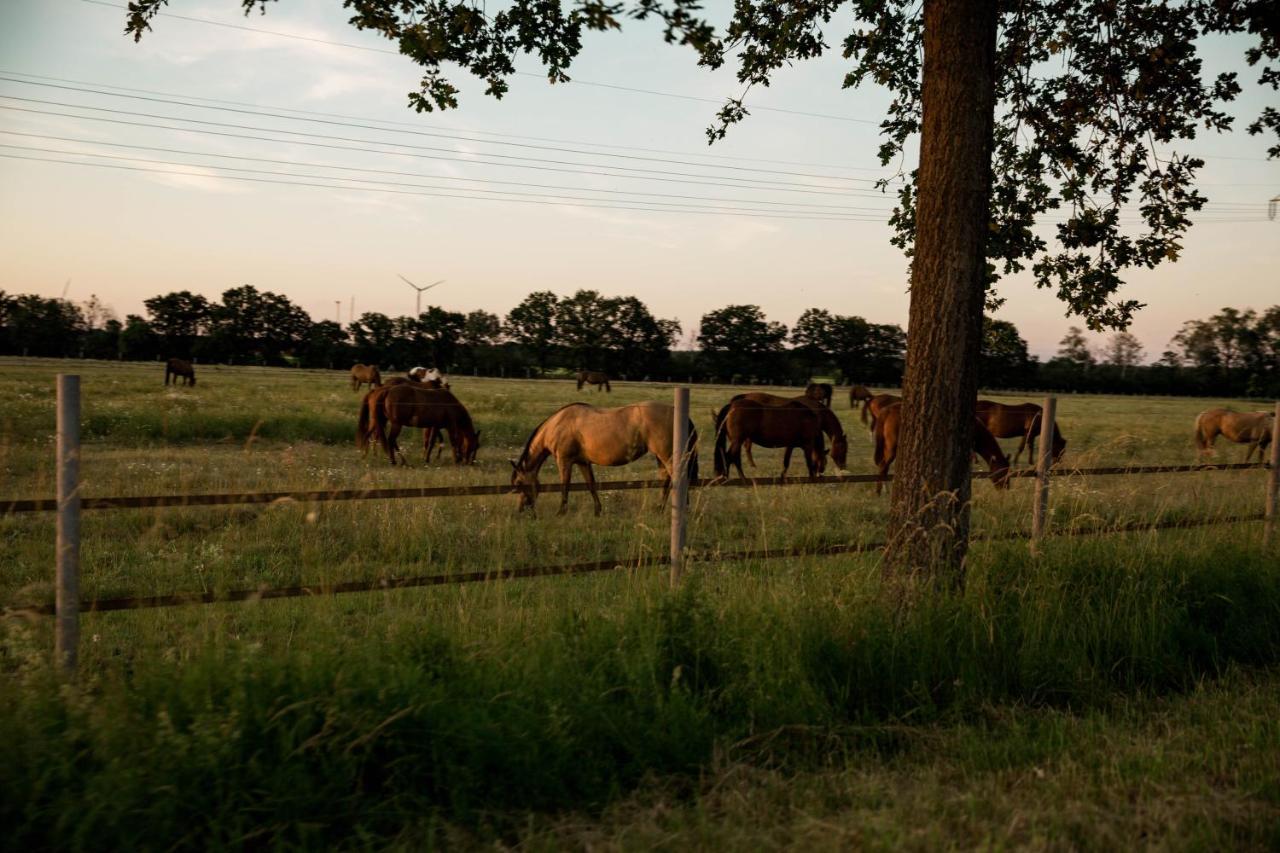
left=1266, top=400, right=1280, bottom=548
left=1030, top=395, right=1056, bottom=555
left=56, top=374, right=81, bottom=673
left=670, top=387, right=690, bottom=587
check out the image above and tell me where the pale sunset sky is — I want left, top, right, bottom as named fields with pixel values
left=1, top=0, right=1276, bottom=360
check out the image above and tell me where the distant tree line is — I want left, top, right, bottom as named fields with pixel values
left=1, top=287, right=1276, bottom=396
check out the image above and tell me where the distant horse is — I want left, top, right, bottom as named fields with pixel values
left=872, top=402, right=1011, bottom=495
left=849, top=385, right=874, bottom=409
left=976, top=400, right=1067, bottom=465
left=164, top=357, right=196, bottom=386
left=804, top=382, right=834, bottom=408
left=713, top=395, right=828, bottom=480
left=360, top=383, right=480, bottom=465
left=576, top=370, right=612, bottom=392
left=510, top=401, right=698, bottom=515
left=730, top=392, right=848, bottom=474
left=859, top=392, right=901, bottom=433
left=1194, top=408, right=1275, bottom=462
left=351, top=364, right=382, bottom=392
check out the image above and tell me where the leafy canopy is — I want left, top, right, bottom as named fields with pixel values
left=125, top=1, right=1277, bottom=331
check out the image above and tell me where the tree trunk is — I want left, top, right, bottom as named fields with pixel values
left=884, top=0, right=997, bottom=585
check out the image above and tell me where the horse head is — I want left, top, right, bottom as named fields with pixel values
left=829, top=433, right=848, bottom=471
left=509, top=458, right=537, bottom=511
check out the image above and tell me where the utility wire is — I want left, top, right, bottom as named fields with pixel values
left=0, top=94, right=883, bottom=193
left=76, top=0, right=879, bottom=125
left=0, top=102, right=891, bottom=198
left=0, top=69, right=887, bottom=173
left=0, top=131, right=897, bottom=212
left=0, top=152, right=894, bottom=221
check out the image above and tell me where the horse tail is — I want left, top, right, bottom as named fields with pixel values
left=860, top=398, right=871, bottom=425
left=686, top=421, right=700, bottom=483
left=371, top=393, right=391, bottom=456
left=873, top=419, right=886, bottom=467
left=712, top=403, right=732, bottom=476
left=356, top=393, right=372, bottom=451
left=1193, top=411, right=1209, bottom=450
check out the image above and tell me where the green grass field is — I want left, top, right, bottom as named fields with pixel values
left=2, top=358, right=1278, bottom=849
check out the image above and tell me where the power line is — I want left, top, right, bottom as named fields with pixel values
left=0, top=95, right=884, bottom=194
left=0, top=76, right=884, bottom=183
left=0, top=132, right=898, bottom=212
left=0, top=143, right=899, bottom=217
left=0, top=69, right=888, bottom=172
left=0, top=152, right=895, bottom=221
left=76, top=0, right=879, bottom=125
left=0, top=102, right=890, bottom=198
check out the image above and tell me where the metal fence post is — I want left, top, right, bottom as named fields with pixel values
left=1030, top=395, right=1057, bottom=554
left=670, top=387, right=690, bottom=587
left=1266, top=400, right=1280, bottom=548
left=56, top=374, right=81, bottom=673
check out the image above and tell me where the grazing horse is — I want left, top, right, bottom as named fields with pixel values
left=730, top=392, right=848, bottom=474
left=164, top=357, right=196, bottom=386
left=849, top=385, right=874, bottom=409
left=713, top=395, right=828, bottom=480
left=1194, top=408, right=1275, bottom=462
left=804, top=382, right=834, bottom=408
left=860, top=392, right=901, bottom=433
left=872, top=402, right=1011, bottom=495
left=576, top=370, right=612, bottom=392
left=360, top=383, right=480, bottom=465
left=350, top=363, right=382, bottom=392
left=510, top=402, right=698, bottom=515
left=976, top=400, right=1067, bottom=465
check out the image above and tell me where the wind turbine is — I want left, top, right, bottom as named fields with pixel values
left=399, top=274, right=445, bottom=317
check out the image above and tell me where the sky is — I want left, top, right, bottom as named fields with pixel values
left=0, top=0, right=1276, bottom=361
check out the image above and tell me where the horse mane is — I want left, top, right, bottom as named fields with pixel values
left=518, top=402, right=588, bottom=466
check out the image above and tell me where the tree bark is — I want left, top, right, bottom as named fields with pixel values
left=884, top=0, right=997, bottom=585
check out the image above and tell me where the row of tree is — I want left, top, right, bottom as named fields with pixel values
left=2, top=287, right=1277, bottom=395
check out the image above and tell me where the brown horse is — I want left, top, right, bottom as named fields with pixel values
left=713, top=395, right=828, bottom=480
left=164, top=357, right=196, bottom=386
left=849, top=385, right=874, bottom=408
left=860, top=392, right=901, bottom=433
left=510, top=402, right=698, bottom=515
left=360, top=383, right=480, bottom=465
left=351, top=364, right=382, bottom=392
left=1194, top=408, right=1275, bottom=462
left=730, top=392, right=848, bottom=474
left=872, top=402, right=1011, bottom=495
left=378, top=376, right=452, bottom=459
left=976, top=400, right=1067, bottom=465
left=804, top=382, right=833, bottom=407
left=576, top=370, right=612, bottom=392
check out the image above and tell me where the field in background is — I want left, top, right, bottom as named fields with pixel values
left=2, top=358, right=1278, bottom=849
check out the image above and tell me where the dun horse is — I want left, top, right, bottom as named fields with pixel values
left=872, top=402, right=1011, bottom=495
left=164, top=358, right=196, bottom=386
left=727, top=392, right=848, bottom=475
left=803, top=382, right=833, bottom=407
left=575, top=370, right=612, bottom=392
left=350, top=364, right=382, bottom=392
left=359, top=383, right=480, bottom=465
left=976, top=400, right=1067, bottom=464
left=1194, top=408, right=1275, bottom=462
left=510, top=402, right=698, bottom=515
left=713, top=395, right=828, bottom=480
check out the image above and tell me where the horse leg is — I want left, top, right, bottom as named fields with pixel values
left=745, top=439, right=757, bottom=468
left=781, top=446, right=793, bottom=478
left=557, top=457, right=574, bottom=515
left=387, top=423, right=405, bottom=465
left=579, top=463, right=602, bottom=516
left=728, top=439, right=746, bottom=480
left=422, top=427, right=435, bottom=465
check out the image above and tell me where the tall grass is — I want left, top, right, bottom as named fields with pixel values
left=2, top=536, right=1277, bottom=849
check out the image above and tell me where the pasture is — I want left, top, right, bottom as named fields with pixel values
left=2, top=357, right=1279, bottom=849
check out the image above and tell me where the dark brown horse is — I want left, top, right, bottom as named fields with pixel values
left=350, top=363, right=382, bottom=392
left=732, top=392, right=848, bottom=473
left=872, top=402, right=1011, bottom=495
left=860, top=392, right=901, bottom=433
left=164, top=357, right=196, bottom=386
left=510, top=402, right=698, bottom=515
left=713, top=395, right=828, bottom=480
left=975, top=400, right=1067, bottom=465
left=804, top=382, right=833, bottom=407
left=576, top=370, right=611, bottom=392
left=359, top=383, right=480, bottom=465
left=380, top=376, right=452, bottom=459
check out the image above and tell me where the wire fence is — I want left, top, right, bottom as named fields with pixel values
left=7, top=377, right=1280, bottom=675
